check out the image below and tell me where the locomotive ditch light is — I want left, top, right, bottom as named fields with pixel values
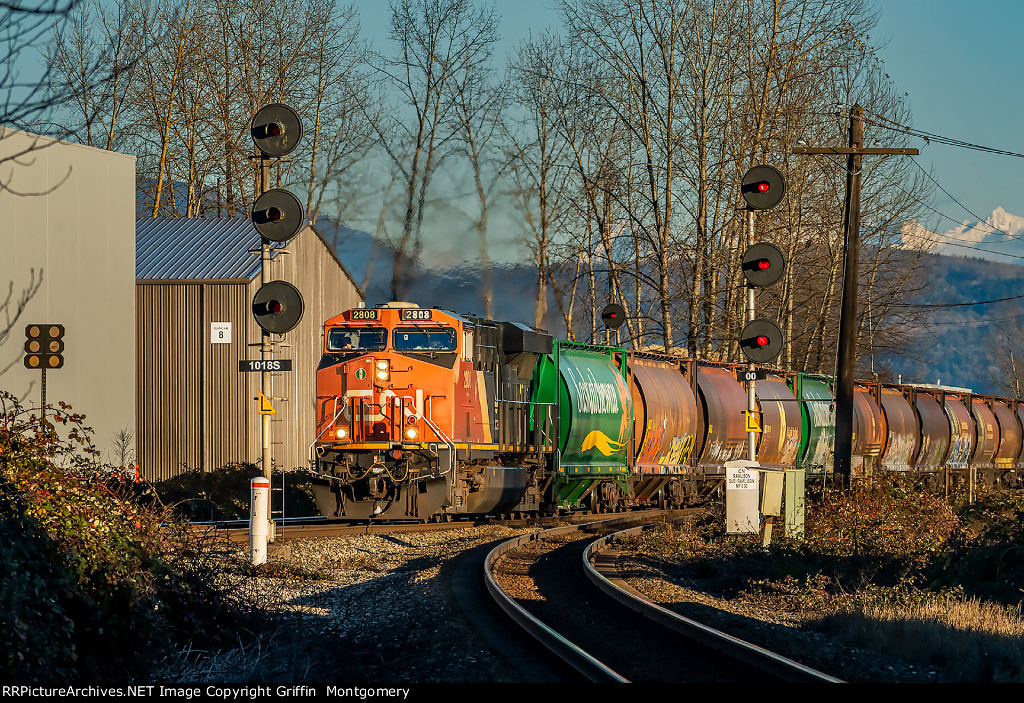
left=335, top=428, right=347, bottom=439
left=741, top=242, right=786, bottom=288
left=741, top=164, right=786, bottom=210
left=739, top=318, right=784, bottom=363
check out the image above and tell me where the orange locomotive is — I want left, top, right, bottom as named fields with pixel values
left=310, top=302, right=554, bottom=520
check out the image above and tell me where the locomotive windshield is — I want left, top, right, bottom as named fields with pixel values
left=326, top=327, right=386, bottom=351
left=393, top=327, right=457, bottom=352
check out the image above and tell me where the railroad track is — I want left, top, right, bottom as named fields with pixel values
left=485, top=515, right=844, bottom=683
left=198, top=509, right=665, bottom=542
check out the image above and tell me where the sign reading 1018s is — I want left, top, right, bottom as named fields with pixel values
left=239, top=359, right=293, bottom=372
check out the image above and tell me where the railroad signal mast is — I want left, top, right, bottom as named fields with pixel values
left=24, top=323, right=65, bottom=413
left=249, top=104, right=306, bottom=482
left=739, top=165, right=787, bottom=461
left=793, top=104, right=918, bottom=487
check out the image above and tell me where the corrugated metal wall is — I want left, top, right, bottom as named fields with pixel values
left=137, top=226, right=361, bottom=481
left=137, top=283, right=207, bottom=477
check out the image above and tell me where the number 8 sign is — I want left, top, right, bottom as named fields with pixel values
left=211, top=322, right=232, bottom=344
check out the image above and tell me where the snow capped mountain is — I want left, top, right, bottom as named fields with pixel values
left=901, top=207, right=1024, bottom=263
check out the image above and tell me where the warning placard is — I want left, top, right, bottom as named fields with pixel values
left=725, top=460, right=760, bottom=533
left=258, top=391, right=276, bottom=416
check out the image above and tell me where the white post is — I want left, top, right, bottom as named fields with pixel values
left=250, top=476, right=271, bottom=565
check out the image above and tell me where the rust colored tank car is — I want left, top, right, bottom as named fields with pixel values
left=910, top=389, right=950, bottom=471
left=628, top=352, right=699, bottom=507
left=970, top=398, right=999, bottom=470
left=694, top=365, right=748, bottom=473
left=877, top=387, right=918, bottom=472
left=755, top=374, right=802, bottom=468
left=991, top=399, right=1021, bottom=470
left=852, top=385, right=885, bottom=473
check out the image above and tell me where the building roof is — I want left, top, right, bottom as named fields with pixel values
left=136, top=217, right=274, bottom=280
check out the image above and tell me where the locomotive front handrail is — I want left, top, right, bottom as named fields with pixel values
left=400, top=394, right=456, bottom=476
left=308, top=398, right=346, bottom=467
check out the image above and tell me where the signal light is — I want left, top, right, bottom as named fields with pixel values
left=741, top=242, right=785, bottom=288
left=254, top=121, right=284, bottom=140
left=601, top=302, right=626, bottom=330
left=24, top=324, right=65, bottom=370
left=740, top=319, right=783, bottom=363
left=741, top=165, right=786, bottom=210
left=252, top=280, right=304, bottom=334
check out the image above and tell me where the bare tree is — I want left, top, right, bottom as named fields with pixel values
left=373, top=0, right=499, bottom=301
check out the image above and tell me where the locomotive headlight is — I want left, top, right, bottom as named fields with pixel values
left=335, top=428, right=347, bottom=439
left=375, top=359, right=390, bottom=381
left=405, top=428, right=418, bottom=440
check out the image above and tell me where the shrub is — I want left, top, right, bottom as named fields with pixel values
left=0, top=392, right=242, bottom=683
left=151, top=463, right=321, bottom=522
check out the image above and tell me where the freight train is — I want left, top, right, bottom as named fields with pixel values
left=308, top=302, right=1020, bottom=520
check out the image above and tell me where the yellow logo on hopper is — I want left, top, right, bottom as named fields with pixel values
left=581, top=430, right=627, bottom=456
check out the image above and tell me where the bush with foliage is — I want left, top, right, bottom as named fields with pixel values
left=151, top=463, right=321, bottom=522
left=0, top=392, right=242, bottom=683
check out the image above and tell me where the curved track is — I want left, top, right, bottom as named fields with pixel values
left=486, top=516, right=844, bottom=683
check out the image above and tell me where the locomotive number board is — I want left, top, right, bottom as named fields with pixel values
left=349, top=309, right=379, bottom=321
left=401, top=308, right=432, bottom=321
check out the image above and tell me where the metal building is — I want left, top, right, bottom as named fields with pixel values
left=136, top=218, right=362, bottom=480
left=0, top=129, right=136, bottom=464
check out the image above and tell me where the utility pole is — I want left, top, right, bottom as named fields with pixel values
left=793, top=103, right=917, bottom=487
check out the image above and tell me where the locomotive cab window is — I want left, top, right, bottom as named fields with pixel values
left=393, top=327, right=457, bottom=352
left=326, top=327, right=386, bottom=352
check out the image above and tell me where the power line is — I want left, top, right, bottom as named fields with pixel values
left=863, top=111, right=1024, bottom=159
left=892, top=291, right=1024, bottom=310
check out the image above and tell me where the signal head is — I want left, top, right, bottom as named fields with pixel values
left=739, top=318, right=783, bottom=363
left=741, top=242, right=786, bottom=287
left=251, top=188, right=305, bottom=243
left=251, top=104, right=303, bottom=157
left=252, top=281, right=304, bottom=334
left=741, top=164, right=786, bottom=210
left=601, top=302, right=626, bottom=330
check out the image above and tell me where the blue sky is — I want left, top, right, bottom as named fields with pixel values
left=361, top=0, right=1023, bottom=232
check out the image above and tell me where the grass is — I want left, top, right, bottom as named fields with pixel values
left=814, top=597, right=1024, bottom=682
left=634, top=477, right=1024, bottom=682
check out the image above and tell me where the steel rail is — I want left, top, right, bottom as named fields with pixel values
left=483, top=517, right=641, bottom=683
left=582, top=524, right=845, bottom=683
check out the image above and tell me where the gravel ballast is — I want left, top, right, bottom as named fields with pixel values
left=169, top=523, right=940, bottom=684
